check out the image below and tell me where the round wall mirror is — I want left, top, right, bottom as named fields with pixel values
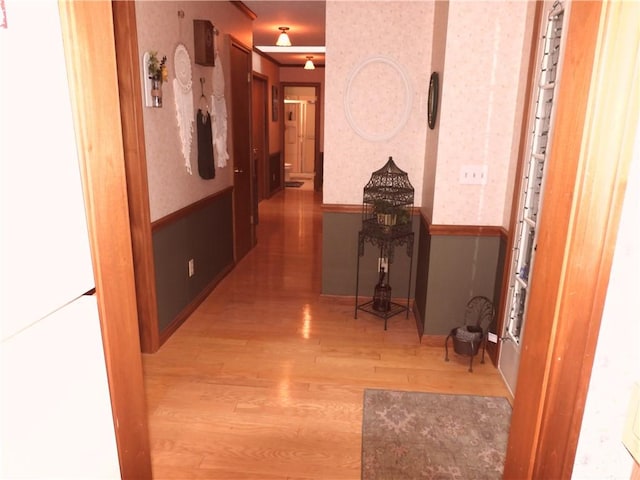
left=428, top=72, right=439, bottom=130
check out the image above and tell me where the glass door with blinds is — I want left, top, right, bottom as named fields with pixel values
left=499, top=1, right=566, bottom=395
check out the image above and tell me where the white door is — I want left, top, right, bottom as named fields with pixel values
left=301, top=101, right=316, bottom=174
left=499, top=1, right=567, bottom=395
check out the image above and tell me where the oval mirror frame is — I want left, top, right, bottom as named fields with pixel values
left=428, top=72, right=439, bottom=130
left=344, top=56, right=413, bottom=142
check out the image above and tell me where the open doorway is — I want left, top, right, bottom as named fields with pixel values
left=283, top=84, right=322, bottom=191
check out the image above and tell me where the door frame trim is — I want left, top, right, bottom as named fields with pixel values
left=58, top=1, right=152, bottom=477
left=504, top=1, right=640, bottom=476
left=111, top=1, right=160, bottom=354
left=282, top=82, right=322, bottom=191
left=252, top=72, right=270, bottom=202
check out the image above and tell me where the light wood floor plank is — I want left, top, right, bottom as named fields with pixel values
left=143, top=188, right=510, bottom=478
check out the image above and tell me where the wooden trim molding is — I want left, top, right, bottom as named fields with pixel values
left=58, top=1, right=152, bottom=478
left=419, top=335, right=448, bottom=347
left=417, top=207, right=432, bottom=227
left=231, top=1, right=256, bottom=20
left=159, top=263, right=234, bottom=345
left=504, top=1, right=639, bottom=477
left=322, top=205, right=506, bottom=239
left=254, top=46, right=283, bottom=67
left=321, top=203, right=362, bottom=214
left=152, top=186, right=234, bottom=231
left=412, top=302, right=425, bottom=338
left=112, top=1, right=160, bottom=356
left=429, top=224, right=507, bottom=238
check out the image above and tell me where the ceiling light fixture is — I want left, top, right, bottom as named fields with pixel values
left=276, top=27, right=291, bottom=47
left=304, top=56, right=315, bottom=70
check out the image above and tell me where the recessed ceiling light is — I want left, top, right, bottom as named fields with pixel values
left=256, top=46, right=326, bottom=54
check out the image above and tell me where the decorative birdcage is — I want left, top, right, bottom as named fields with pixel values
left=362, top=157, right=414, bottom=238
left=355, top=157, right=415, bottom=329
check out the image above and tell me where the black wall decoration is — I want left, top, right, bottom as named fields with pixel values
left=428, top=72, right=439, bottom=130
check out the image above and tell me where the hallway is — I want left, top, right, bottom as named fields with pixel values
left=142, top=188, right=510, bottom=479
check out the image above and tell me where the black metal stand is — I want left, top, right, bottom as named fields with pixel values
left=354, top=221, right=414, bottom=330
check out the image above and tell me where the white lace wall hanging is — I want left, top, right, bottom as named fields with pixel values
left=211, top=50, right=229, bottom=168
left=172, top=43, right=194, bottom=174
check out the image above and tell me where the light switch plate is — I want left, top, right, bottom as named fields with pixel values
left=459, top=165, right=488, bottom=185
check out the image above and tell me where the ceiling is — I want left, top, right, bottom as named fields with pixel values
left=242, top=1, right=326, bottom=68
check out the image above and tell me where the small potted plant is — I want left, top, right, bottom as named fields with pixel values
left=373, top=199, right=397, bottom=227
left=395, top=207, right=411, bottom=225
left=147, top=51, right=167, bottom=107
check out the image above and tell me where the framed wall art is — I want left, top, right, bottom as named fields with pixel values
left=272, top=85, right=279, bottom=122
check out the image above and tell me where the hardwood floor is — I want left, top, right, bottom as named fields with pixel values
left=142, top=188, right=510, bottom=479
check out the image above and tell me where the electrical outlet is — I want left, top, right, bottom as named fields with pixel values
left=188, top=258, right=195, bottom=277
left=378, top=257, right=389, bottom=272
left=459, top=165, right=488, bottom=185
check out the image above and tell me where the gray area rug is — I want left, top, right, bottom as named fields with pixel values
left=285, top=181, right=304, bottom=188
left=362, top=389, right=511, bottom=479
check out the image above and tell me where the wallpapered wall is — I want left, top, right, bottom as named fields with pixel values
left=433, top=1, right=533, bottom=227
left=135, top=1, right=251, bottom=221
left=323, top=0, right=532, bottom=230
left=420, top=0, right=449, bottom=220
left=323, top=1, right=434, bottom=206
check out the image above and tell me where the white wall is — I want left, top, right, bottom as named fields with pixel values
left=573, top=124, right=640, bottom=479
left=0, top=1, right=120, bottom=477
left=0, top=0, right=94, bottom=339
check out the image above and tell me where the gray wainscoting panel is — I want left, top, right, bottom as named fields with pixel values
left=413, top=219, right=431, bottom=336
left=322, top=212, right=360, bottom=296
left=423, top=235, right=501, bottom=335
left=269, top=152, right=282, bottom=195
left=152, top=192, right=234, bottom=332
left=323, top=210, right=504, bottom=337
left=322, top=211, right=417, bottom=299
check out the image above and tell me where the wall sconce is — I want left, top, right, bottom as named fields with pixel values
left=304, top=56, right=315, bottom=70
left=276, top=26, right=291, bottom=46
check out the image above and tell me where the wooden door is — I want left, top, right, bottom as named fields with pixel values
left=230, top=39, right=254, bottom=261
left=252, top=74, right=268, bottom=202
left=301, top=102, right=316, bottom=174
